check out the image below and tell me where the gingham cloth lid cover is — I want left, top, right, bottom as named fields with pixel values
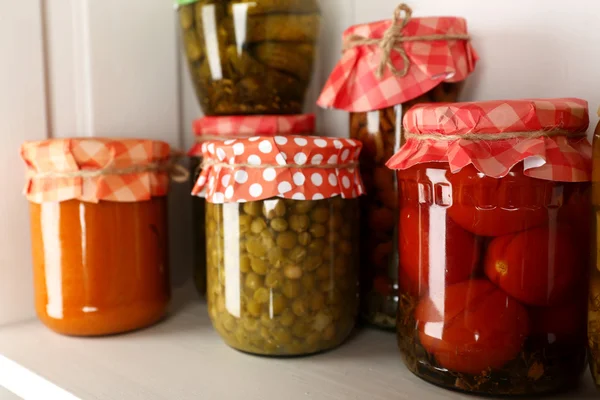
left=386, top=98, right=592, bottom=182
left=317, top=6, right=478, bottom=112
left=192, top=135, right=365, bottom=203
left=187, top=114, right=316, bottom=157
left=21, top=138, right=172, bottom=203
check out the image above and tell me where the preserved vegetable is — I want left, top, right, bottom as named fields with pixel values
left=187, top=114, right=315, bottom=297
left=193, top=135, right=365, bottom=356
left=388, top=99, right=591, bottom=395
left=21, top=138, right=175, bottom=336
left=177, top=0, right=320, bottom=115
left=318, top=3, right=477, bottom=329
left=590, top=115, right=600, bottom=390
left=206, top=198, right=359, bottom=355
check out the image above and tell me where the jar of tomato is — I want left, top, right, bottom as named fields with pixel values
left=317, top=3, right=478, bottom=330
left=176, top=0, right=320, bottom=115
left=21, top=138, right=182, bottom=336
left=590, top=109, right=600, bottom=390
left=192, top=135, right=364, bottom=356
left=387, top=99, right=592, bottom=395
left=188, top=114, right=315, bottom=297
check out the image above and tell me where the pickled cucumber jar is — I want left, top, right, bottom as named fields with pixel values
left=590, top=110, right=600, bottom=390
left=192, top=135, right=365, bottom=356
left=387, top=99, right=592, bottom=396
left=187, top=114, right=315, bottom=297
left=318, top=3, right=478, bottom=329
left=177, top=0, right=321, bottom=115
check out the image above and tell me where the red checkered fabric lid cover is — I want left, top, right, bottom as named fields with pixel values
left=317, top=5, right=478, bottom=112
left=386, top=98, right=592, bottom=182
left=22, top=138, right=172, bottom=203
left=188, top=114, right=315, bottom=157
left=192, top=135, right=365, bottom=203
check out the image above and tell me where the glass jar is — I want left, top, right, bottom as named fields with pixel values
left=192, top=135, right=365, bottom=356
left=21, top=138, right=173, bottom=336
left=387, top=99, right=592, bottom=395
left=188, top=114, right=316, bottom=298
left=177, top=0, right=321, bottom=115
left=206, top=197, right=359, bottom=355
left=590, top=116, right=600, bottom=390
left=318, top=4, right=478, bottom=329
left=351, top=84, right=463, bottom=330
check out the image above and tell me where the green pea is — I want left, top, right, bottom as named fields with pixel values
left=243, top=318, right=259, bottom=332
left=294, top=200, right=316, bottom=214
left=263, top=199, right=286, bottom=219
left=334, top=258, right=347, bottom=277
left=303, top=255, right=323, bottom=272
left=309, top=224, right=326, bottom=238
left=289, top=214, right=310, bottom=232
left=339, top=240, right=353, bottom=255
left=310, top=293, right=325, bottom=311
left=308, top=239, right=325, bottom=254
left=284, top=264, right=303, bottom=280
left=301, top=274, right=316, bottom=291
left=327, top=231, right=341, bottom=245
left=251, top=257, right=268, bottom=275
left=292, top=298, right=308, bottom=317
left=279, top=309, right=296, bottom=327
left=298, top=231, right=312, bottom=246
left=282, top=281, right=302, bottom=298
left=261, top=313, right=275, bottom=327
left=246, top=300, right=262, bottom=317
left=265, top=271, right=284, bottom=289
left=310, top=207, right=330, bottom=223
left=245, top=272, right=263, bottom=291
left=316, top=265, right=331, bottom=281
left=288, top=247, right=307, bottom=264
left=330, top=212, right=343, bottom=229
left=273, top=328, right=292, bottom=345
left=239, top=214, right=252, bottom=233
left=271, top=294, right=287, bottom=315
left=251, top=218, right=267, bottom=234
left=246, top=237, right=267, bottom=257
left=306, top=332, right=320, bottom=347
left=276, top=231, right=297, bottom=249
left=222, top=314, right=236, bottom=332
left=323, top=324, right=336, bottom=341
left=292, top=321, right=310, bottom=338
left=240, top=255, right=251, bottom=273
left=267, top=247, right=286, bottom=268
left=243, top=202, right=262, bottom=216
left=254, top=287, right=270, bottom=304
left=270, top=218, right=289, bottom=232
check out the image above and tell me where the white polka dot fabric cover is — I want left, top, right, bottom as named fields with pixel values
left=192, top=135, right=366, bottom=203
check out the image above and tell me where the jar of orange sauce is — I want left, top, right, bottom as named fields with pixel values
left=21, top=138, right=179, bottom=336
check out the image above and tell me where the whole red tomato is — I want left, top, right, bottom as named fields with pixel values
left=447, top=164, right=554, bottom=237
left=484, top=226, right=581, bottom=307
left=416, top=280, right=530, bottom=375
left=399, top=206, right=480, bottom=298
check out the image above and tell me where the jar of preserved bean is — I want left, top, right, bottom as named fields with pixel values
left=192, top=135, right=365, bottom=356
left=177, top=0, right=321, bottom=115
left=387, top=99, right=592, bottom=395
left=318, top=3, right=478, bottom=330
left=590, top=109, right=600, bottom=390
left=188, top=114, right=315, bottom=297
left=21, top=138, right=184, bottom=336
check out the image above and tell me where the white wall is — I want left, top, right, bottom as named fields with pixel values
left=2, top=0, right=600, bottom=325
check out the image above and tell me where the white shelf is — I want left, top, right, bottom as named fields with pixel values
left=0, top=285, right=596, bottom=400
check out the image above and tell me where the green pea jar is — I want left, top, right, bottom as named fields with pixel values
left=192, top=135, right=365, bottom=356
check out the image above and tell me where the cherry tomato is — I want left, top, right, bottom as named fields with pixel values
left=416, top=280, right=530, bottom=375
left=447, top=164, right=554, bottom=237
left=484, top=226, right=580, bottom=307
left=398, top=206, right=480, bottom=297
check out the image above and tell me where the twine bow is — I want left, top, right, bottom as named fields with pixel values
left=343, top=3, right=471, bottom=78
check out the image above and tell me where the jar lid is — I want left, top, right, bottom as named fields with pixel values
left=386, top=98, right=592, bottom=182
left=21, top=138, right=179, bottom=203
left=317, top=3, right=478, bottom=112
left=192, top=135, right=365, bottom=203
left=188, top=114, right=316, bottom=157
left=176, top=0, right=198, bottom=6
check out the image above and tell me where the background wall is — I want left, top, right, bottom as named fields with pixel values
left=2, top=0, right=599, bottom=325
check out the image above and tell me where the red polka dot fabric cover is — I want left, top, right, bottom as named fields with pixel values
left=386, top=98, right=592, bottom=182
left=192, top=135, right=366, bottom=203
left=187, top=114, right=315, bottom=157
